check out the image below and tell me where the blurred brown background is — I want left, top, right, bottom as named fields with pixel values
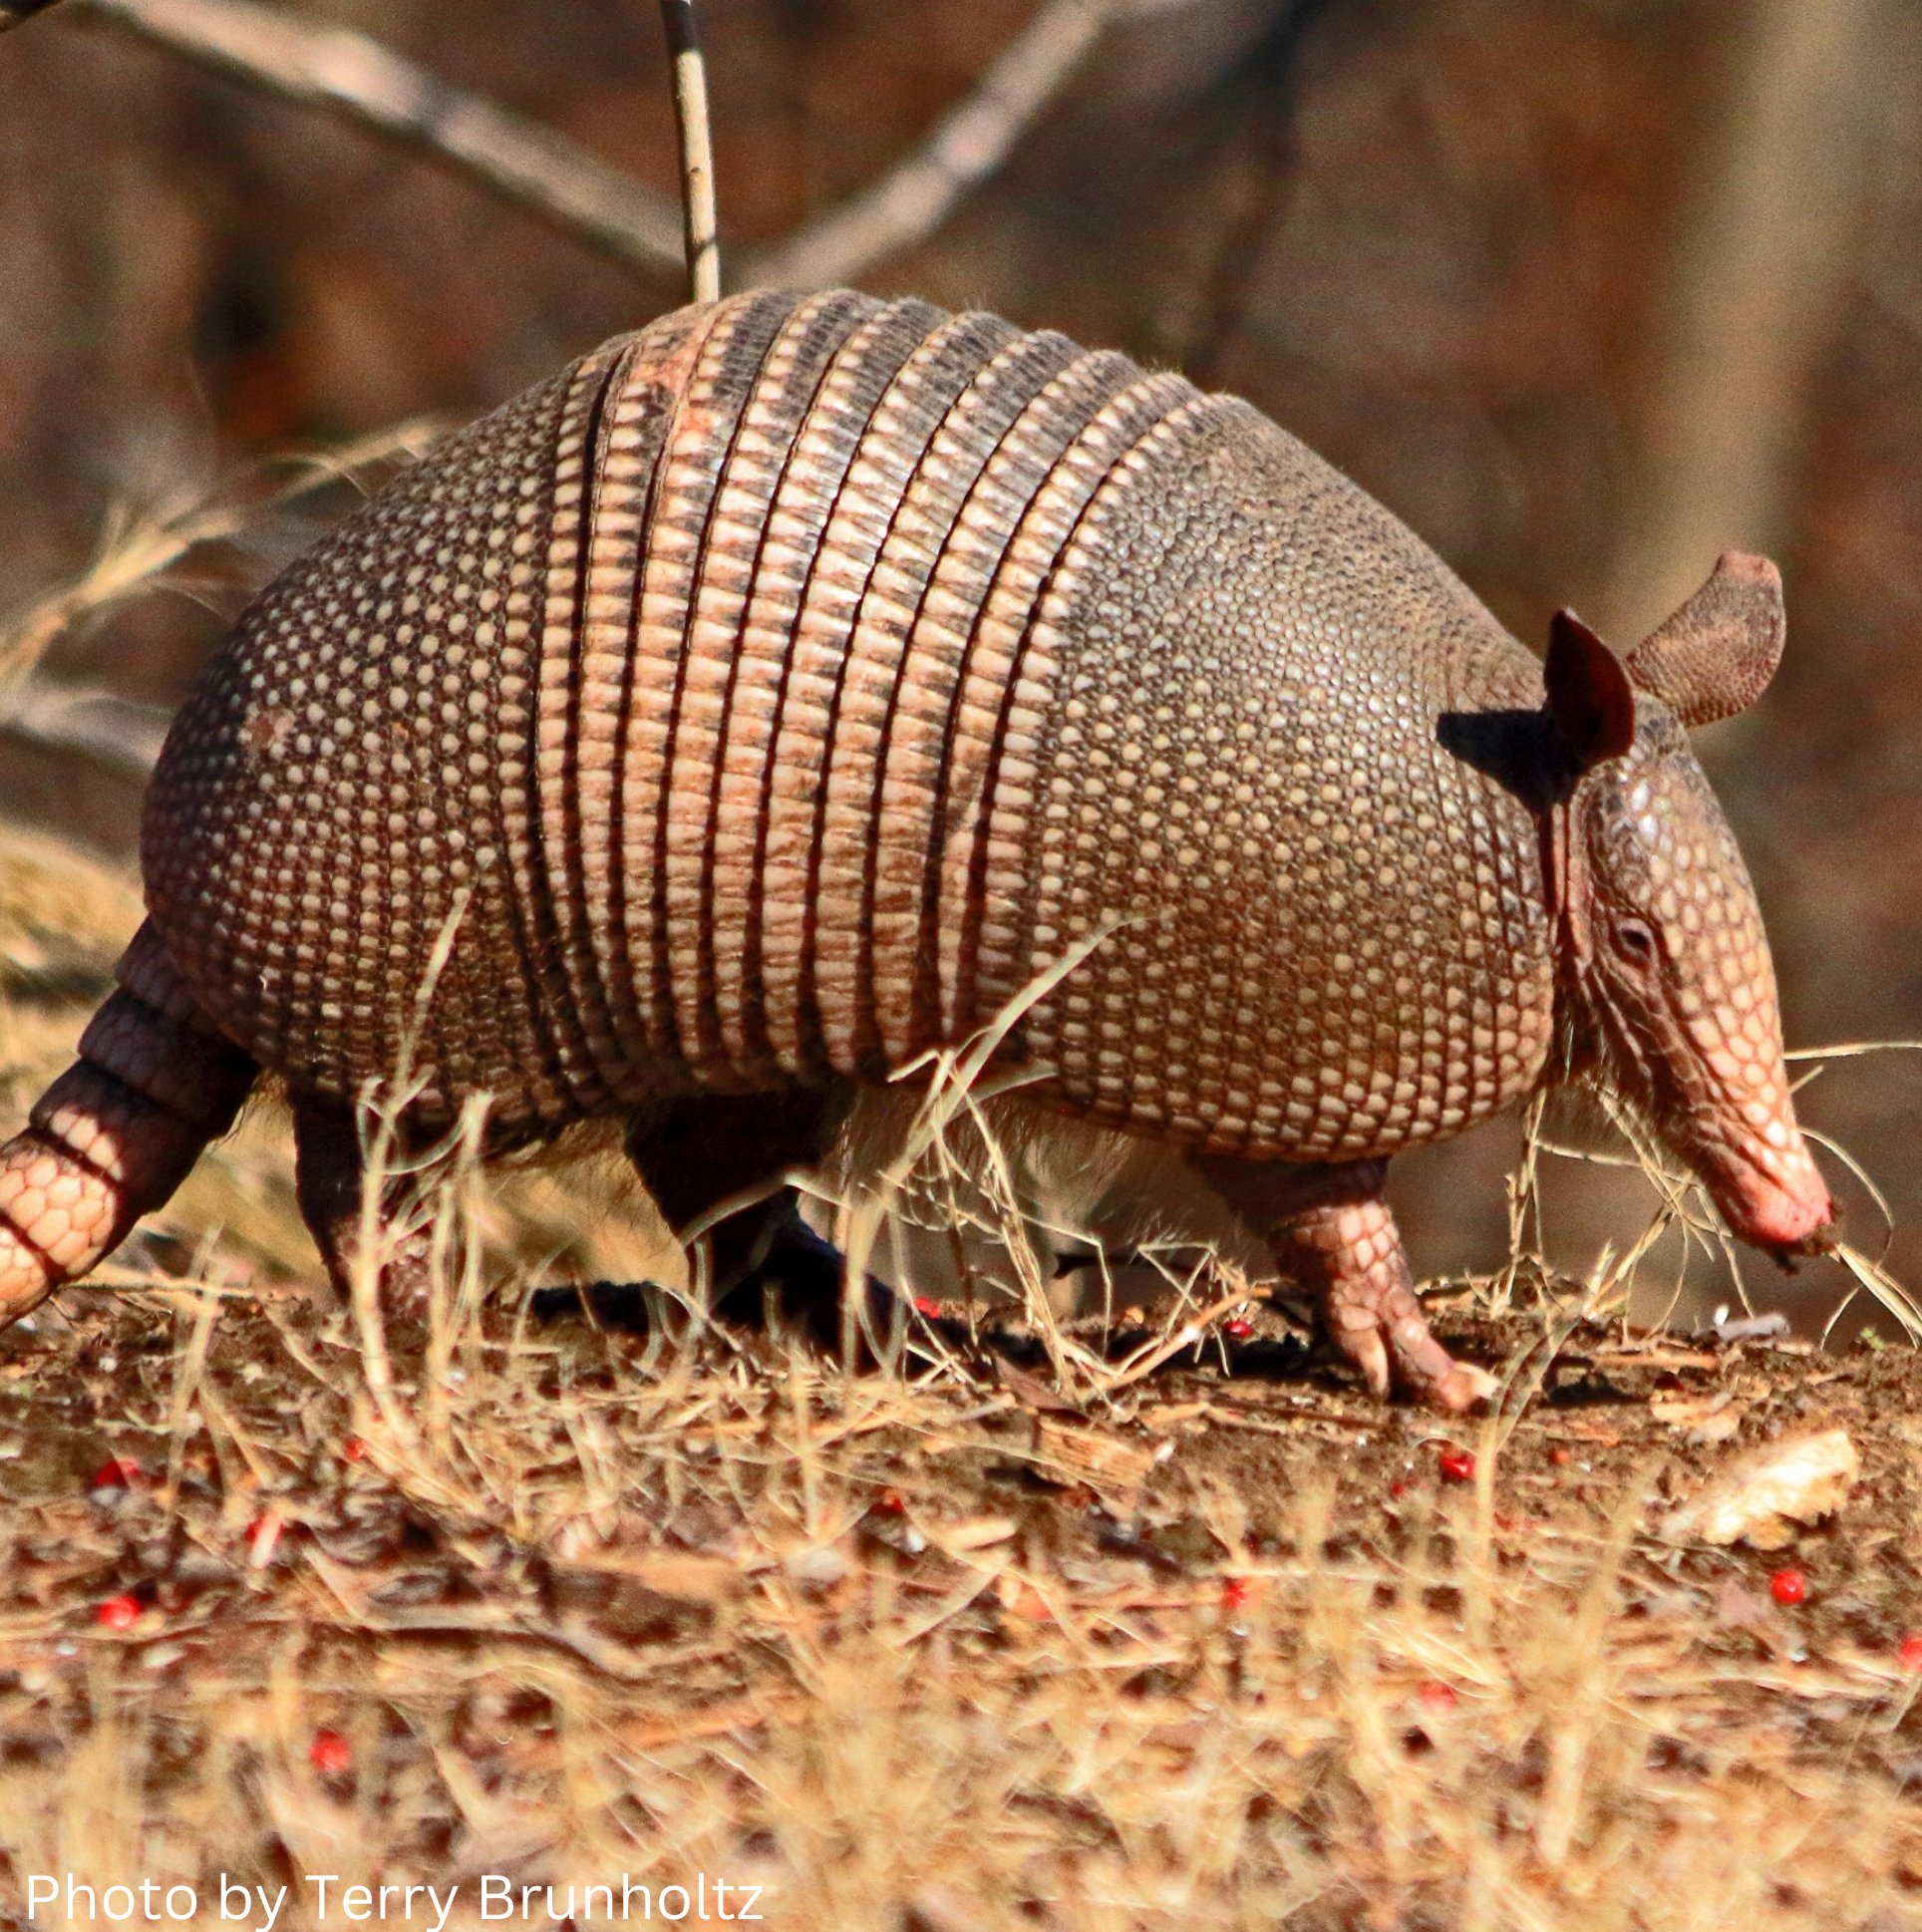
left=0, top=0, right=1916, bottom=1327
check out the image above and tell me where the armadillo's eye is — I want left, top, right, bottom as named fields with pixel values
left=1616, top=918, right=1657, bottom=965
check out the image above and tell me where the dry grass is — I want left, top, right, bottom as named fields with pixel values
left=2, top=825, right=1922, bottom=1930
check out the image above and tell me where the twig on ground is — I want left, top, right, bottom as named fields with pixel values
left=658, top=0, right=719, bottom=302
left=50, top=0, right=687, bottom=280
left=743, top=0, right=1113, bottom=291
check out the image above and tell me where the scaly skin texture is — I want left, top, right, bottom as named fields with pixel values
left=0, top=291, right=1834, bottom=1408
left=0, top=925, right=254, bottom=1322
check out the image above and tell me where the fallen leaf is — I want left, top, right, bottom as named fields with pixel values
left=993, top=1358, right=1082, bottom=1415
left=1658, top=1429, right=1859, bottom=1549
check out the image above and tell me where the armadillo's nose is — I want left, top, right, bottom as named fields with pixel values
left=1707, top=1138, right=1836, bottom=1259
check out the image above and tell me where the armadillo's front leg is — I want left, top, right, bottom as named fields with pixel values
left=1192, top=1155, right=1497, bottom=1414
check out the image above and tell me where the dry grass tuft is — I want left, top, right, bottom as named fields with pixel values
left=1, top=828, right=1922, bottom=1927
left=0, top=421, right=443, bottom=697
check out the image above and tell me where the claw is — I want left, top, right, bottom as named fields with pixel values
left=1193, top=1154, right=1495, bottom=1414
left=1276, top=1185, right=1492, bottom=1412
left=1432, top=1360, right=1499, bottom=1414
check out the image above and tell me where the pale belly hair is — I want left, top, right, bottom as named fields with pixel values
left=802, top=1082, right=1278, bottom=1316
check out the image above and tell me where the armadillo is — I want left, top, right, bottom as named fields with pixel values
left=0, top=288, right=1834, bottom=1410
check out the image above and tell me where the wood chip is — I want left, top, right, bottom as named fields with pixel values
left=1650, top=1390, right=1747, bottom=1446
left=552, top=1549, right=742, bottom=1604
left=1034, top=1418, right=1165, bottom=1504
left=937, top=1516, right=1020, bottom=1553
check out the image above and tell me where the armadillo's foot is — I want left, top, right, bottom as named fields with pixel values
left=1277, top=1196, right=1497, bottom=1414
left=292, top=1099, right=435, bottom=1321
left=1191, top=1152, right=1493, bottom=1413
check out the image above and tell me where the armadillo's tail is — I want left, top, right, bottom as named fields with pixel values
left=0, top=920, right=257, bottom=1326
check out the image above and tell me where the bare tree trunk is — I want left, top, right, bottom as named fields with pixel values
left=1601, top=0, right=1892, bottom=642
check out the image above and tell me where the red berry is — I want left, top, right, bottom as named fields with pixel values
left=1547, top=1447, right=1571, bottom=1467
left=341, top=1436, right=369, bottom=1463
left=89, top=1455, right=143, bottom=1492
left=1389, top=1476, right=1412, bottom=1498
left=1769, top=1567, right=1807, bottom=1607
left=870, top=1487, right=906, bottom=1516
left=95, top=1593, right=141, bottom=1631
left=308, top=1729, right=352, bottom=1775
left=912, top=1296, right=942, bottom=1319
left=1898, top=1633, right=1922, bottom=1674
left=1417, top=1680, right=1456, bottom=1711
left=1224, top=1318, right=1255, bottom=1340
left=1438, top=1445, right=1475, bottom=1483
left=1222, top=1575, right=1256, bottom=1611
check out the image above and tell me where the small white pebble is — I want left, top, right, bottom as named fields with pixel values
left=787, top=1544, right=851, bottom=1588
left=97, top=1356, right=117, bottom=1373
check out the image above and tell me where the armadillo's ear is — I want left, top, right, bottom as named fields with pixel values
left=1624, top=551, right=1785, bottom=727
left=1544, top=609, right=1636, bottom=773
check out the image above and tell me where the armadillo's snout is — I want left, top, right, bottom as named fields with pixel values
left=1701, top=1135, right=1836, bottom=1261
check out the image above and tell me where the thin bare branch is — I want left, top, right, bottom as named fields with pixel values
left=743, top=0, right=1113, bottom=291
left=0, top=685, right=168, bottom=780
left=658, top=0, right=720, bottom=302
left=46, top=0, right=686, bottom=281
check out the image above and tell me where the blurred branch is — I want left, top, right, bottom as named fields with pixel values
left=33, top=0, right=688, bottom=280
left=9, top=0, right=1203, bottom=300
left=0, top=687, right=167, bottom=781
left=742, top=0, right=1114, bottom=291
left=0, top=0, right=63, bottom=32
left=658, top=0, right=719, bottom=302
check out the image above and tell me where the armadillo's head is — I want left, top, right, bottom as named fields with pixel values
left=1540, top=553, right=1834, bottom=1260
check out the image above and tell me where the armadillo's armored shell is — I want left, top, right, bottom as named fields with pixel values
left=145, top=289, right=1555, bottom=1159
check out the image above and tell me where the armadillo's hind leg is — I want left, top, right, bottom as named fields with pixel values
left=291, top=1097, right=435, bottom=1318
left=1193, top=1154, right=1499, bottom=1415
left=0, top=921, right=257, bottom=1327
left=625, top=1089, right=839, bottom=1308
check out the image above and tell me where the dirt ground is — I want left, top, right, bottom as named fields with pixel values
left=1, top=1261, right=1919, bottom=1931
